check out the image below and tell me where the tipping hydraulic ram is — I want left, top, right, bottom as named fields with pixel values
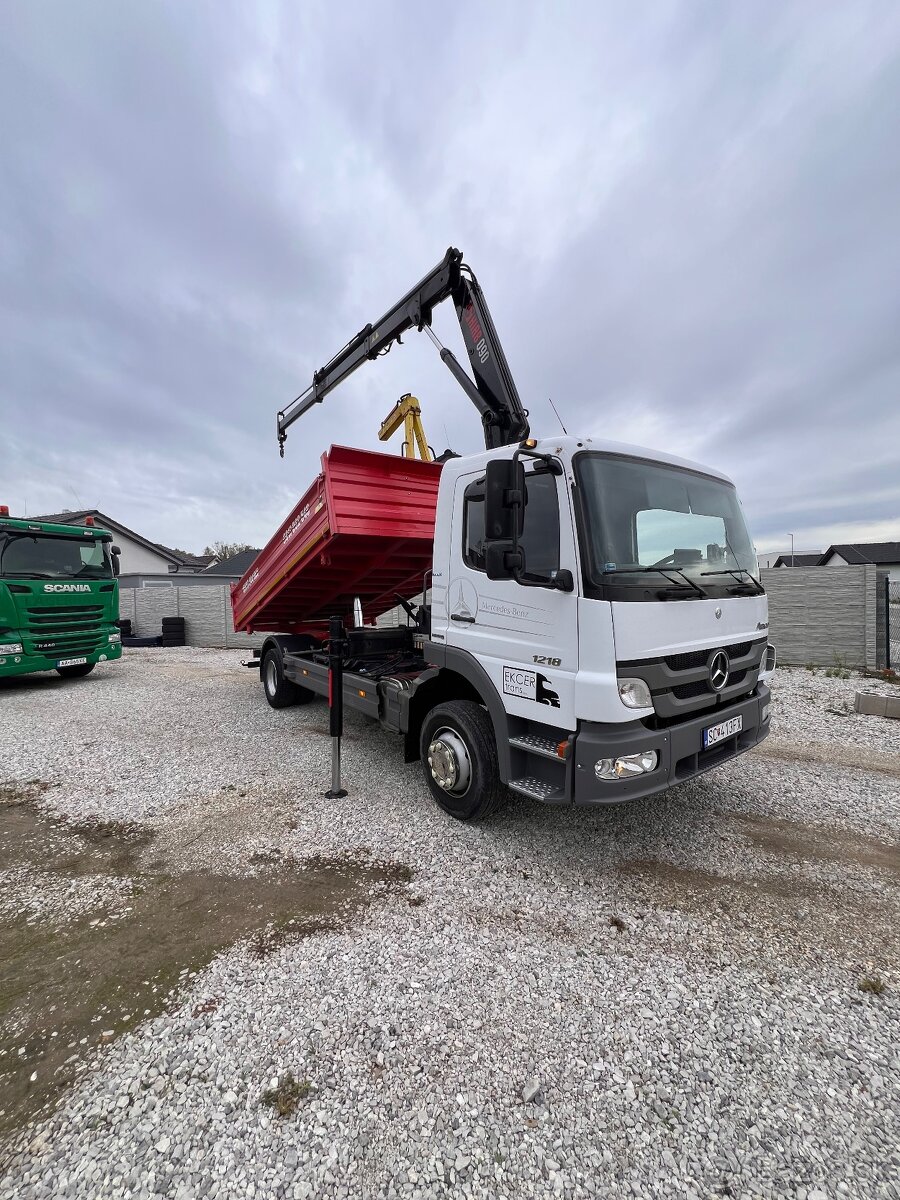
left=277, top=247, right=529, bottom=455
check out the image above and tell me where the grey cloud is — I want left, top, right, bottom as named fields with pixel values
left=2, top=1, right=899, bottom=559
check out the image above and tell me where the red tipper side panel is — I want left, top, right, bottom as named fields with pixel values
left=232, top=445, right=442, bottom=634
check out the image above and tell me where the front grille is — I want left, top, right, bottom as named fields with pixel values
left=664, top=641, right=751, bottom=671
left=24, top=602, right=106, bottom=658
left=30, top=630, right=104, bottom=656
left=620, top=638, right=765, bottom=726
left=672, top=668, right=749, bottom=702
left=672, top=679, right=710, bottom=700
left=26, top=604, right=104, bottom=633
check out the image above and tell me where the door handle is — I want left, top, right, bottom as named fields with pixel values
left=451, top=613, right=476, bottom=623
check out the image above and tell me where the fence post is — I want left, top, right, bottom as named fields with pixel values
left=887, top=577, right=892, bottom=672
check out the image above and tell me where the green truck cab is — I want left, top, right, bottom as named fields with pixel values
left=0, top=509, right=122, bottom=681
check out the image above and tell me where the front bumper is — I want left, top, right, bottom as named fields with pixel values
left=0, top=639, right=122, bottom=679
left=573, top=685, right=770, bottom=805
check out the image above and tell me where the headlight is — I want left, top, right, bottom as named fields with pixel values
left=761, top=702, right=771, bottom=723
left=764, top=644, right=777, bottom=672
left=618, top=678, right=652, bottom=709
left=595, top=750, right=659, bottom=780
left=108, top=632, right=121, bottom=644
left=1, top=642, right=23, bottom=655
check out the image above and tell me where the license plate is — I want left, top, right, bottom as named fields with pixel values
left=703, top=714, right=742, bottom=748
left=57, top=656, right=88, bottom=668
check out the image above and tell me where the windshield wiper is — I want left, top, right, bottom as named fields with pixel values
left=700, top=568, right=764, bottom=595
left=604, top=566, right=708, bottom=598
left=0, top=571, right=55, bottom=579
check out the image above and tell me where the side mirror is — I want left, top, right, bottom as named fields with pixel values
left=485, top=542, right=523, bottom=581
left=484, top=459, right=525, bottom=541
left=111, top=544, right=121, bottom=577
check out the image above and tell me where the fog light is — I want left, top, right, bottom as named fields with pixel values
left=617, top=678, right=652, bottom=709
left=595, top=758, right=615, bottom=780
left=2, top=642, right=23, bottom=655
left=595, top=750, right=659, bottom=781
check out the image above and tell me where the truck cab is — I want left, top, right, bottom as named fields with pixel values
left=423, top=435, right=774, bottom=810
left=0, top=511, right=122, bottom=681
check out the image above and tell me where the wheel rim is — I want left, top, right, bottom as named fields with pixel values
left=426, top=727, right=472, bottom=795
left=265, top=658, right=278, bottom=695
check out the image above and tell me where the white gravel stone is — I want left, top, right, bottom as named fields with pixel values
left=0, top=649, right=897, bottom=1200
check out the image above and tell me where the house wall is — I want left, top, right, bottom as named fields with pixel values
left=761, top=565, right=888, bottom=668
left=118, top=572, right=241, bottom=589
left=60, top=518, right=174, bottom=574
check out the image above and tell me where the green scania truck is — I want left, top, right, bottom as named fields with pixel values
left=0, top=507, right=122, bottom=681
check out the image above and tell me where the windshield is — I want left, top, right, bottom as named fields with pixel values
left=0, top=534, right=113, bottom=580
left=575, top=453, right=759, bottom=594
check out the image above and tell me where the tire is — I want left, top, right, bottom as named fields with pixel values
left=261, top=647, right=314, bottom=709
left=419, top=700, right=506, bottom=822
left=161, top=617, right=185, bottom=628
left=56, top=663, right=95, bottom=679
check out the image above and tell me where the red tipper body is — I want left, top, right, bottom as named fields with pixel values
left=232, top=445, right=442, bottom=634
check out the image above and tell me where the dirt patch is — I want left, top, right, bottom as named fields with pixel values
left=621, top=858, right=812, bottom=903
left=754, top=738, right=900, bottom=779
left=619, top=855, right=898, bottom=969
left=730, top=814, right=900, bottom=879
left=0, top=789, right=412, bottom=1139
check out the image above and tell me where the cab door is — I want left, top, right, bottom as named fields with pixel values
left=444, top=463, right=579, bottom=730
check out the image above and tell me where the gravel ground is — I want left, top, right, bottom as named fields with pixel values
left=1, top=650, right=898, bottom=1200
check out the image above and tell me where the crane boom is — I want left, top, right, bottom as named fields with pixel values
left=277, top=247, right=529, bottom=455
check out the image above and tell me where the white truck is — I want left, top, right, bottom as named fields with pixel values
left=251, top=248, right=775, bottom=821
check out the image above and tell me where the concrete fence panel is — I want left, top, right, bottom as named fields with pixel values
left=126, top=584, right=265, bottom=648
left=134, top=588, right=177, bottom=635
left=761, top=565, right=883, bottom=668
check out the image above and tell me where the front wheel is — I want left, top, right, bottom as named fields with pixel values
left=419, top=700, right=506, bottom=822
left=56, top=663, right=95, bottom=679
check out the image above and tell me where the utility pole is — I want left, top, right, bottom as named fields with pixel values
left=789, top=533, right=794, bottom=567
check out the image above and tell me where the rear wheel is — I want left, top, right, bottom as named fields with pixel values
left=56, top=663, right=95, bottom=679
left=262, top=647, right=314, bottom=708
left=419, top=700, right=506, bottom=822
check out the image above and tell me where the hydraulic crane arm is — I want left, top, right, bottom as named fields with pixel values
left=277, top=247, right=529, bottom=455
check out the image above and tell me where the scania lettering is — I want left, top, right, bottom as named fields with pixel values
left=0, top=509, right=122, bottom=682
left=235, top=247, right=775, bottom=821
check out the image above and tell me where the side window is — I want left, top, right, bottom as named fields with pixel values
left=520, top=472, right=560, bottom=576
left=462, top=471, right=560, bottom=576
left=463, top=480, right=486, bottom=570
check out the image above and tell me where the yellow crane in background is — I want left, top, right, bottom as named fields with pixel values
left=378, top=393, right=433, bottom=461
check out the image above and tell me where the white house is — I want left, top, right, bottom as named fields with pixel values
left=819, top=542, right=900, bottom=581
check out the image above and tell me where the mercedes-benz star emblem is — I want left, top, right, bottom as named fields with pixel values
left=709, top=650, right=730, bottom=691
left=714, top=606, right=722, bottom=619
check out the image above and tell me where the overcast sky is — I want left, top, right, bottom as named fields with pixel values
left=3, top=1, right=899, bottom=557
